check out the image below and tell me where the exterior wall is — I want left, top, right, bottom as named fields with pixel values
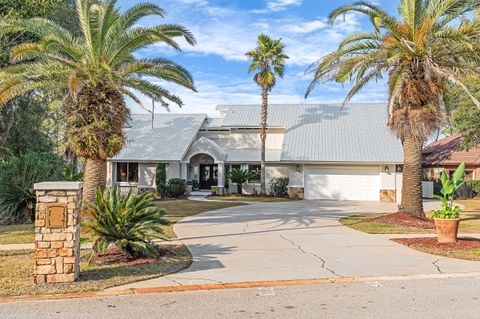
left=288, top=164, right=304, bottom=187
left=199, top=130, right=284, bottom=151
left=106, top=161, right=113, bottom=187
left=139, top=163, right=157, bottom=188
left=475, top=168, right=480, bottom=180
left=166, top=162, right=181, bottom=180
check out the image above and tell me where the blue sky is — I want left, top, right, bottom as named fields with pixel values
left=119, top=0, right=398, bottom=116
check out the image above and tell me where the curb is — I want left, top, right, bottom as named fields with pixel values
left=2, top=272, right=480, bottom=303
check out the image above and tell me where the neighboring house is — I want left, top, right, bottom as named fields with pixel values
left=423, top=134, right=480, bottom=181
left=107, top=104, right=404, bottom=202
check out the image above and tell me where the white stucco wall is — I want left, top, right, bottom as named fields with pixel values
left=139, top=163, right=157, bottom=188
left=166, top=163, right=181, bottom=180
left=200, top=130, right=284, bottom=150
left=288, top=165, right=304, bottom=187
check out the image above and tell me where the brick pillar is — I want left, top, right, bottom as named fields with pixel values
left=33, top=182, right=83, bottom=284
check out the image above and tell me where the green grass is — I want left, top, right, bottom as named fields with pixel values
left=155, top=199, right=244, bottom=238
left=339, top=215, right=434, bottom=234
left=0, top=224, right=34, bottom=245
left=0, top=245, right=191, bottom=297
left=207, top=195, right=294, bottom=202
left=339, top=199, right=480, bottom=234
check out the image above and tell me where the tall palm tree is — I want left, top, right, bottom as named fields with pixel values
left=306, top=0, right=480, bottom=218
left=0, top=0, right=196, bottom=202
left=246, top=34, right=289, bottom=195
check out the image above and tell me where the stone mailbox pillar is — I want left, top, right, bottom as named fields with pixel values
left=33, top=182, right=83, bottom=284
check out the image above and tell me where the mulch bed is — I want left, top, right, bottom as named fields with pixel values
left=89, top=246, right=172, bottom=266
left=393, top=237, right=480, bottom=249
left=371, top=213, right=434, bottom=229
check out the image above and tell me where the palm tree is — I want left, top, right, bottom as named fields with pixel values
left=246, top=34, right=289, bottom=195
left=227, top=168, right=255, bottom=195
left=306, top=0, right=480, bottom=218
left=0, top=0, right=196, bottom=202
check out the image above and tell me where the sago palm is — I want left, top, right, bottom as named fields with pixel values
left=0, top=0, right=196, bottom=202
left=246, top=34, right=289, bottom=195
left=306, top=0, right=480, bottom=217
left=227, top=168, right=256, bottom=195
left=83, top=187, right=168, bottom=258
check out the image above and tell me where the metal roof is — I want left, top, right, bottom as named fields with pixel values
left=219, top=104, right=403, bottom=163
left=111, top=114, right=206, bottom=162
left=111, top=104, right=403, bottom=164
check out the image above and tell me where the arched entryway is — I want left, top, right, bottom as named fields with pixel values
left=189, top=153, right=218, bottom=189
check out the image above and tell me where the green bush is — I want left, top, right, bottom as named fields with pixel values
left=466, top=180, right=480, bottom=196
left=157, top=178, right=187, bottom=199
left=269, top=177, right=289, bottom=197
left=83, top=187, right=168, bottom=258
left=156, top=163, right=166, bottom=186
left=0, top=151, right=65, bottom=222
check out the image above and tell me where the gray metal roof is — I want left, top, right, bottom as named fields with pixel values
left=111, top=114, right=206, bottom=162
left=111, top=104, right=403, bottom=164
left=219, top=104, right=403, bottom=163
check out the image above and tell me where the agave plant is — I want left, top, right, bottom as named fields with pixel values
left=83, top=187, right=169, bottom=258
left=227, top=169, right=256, bottom=195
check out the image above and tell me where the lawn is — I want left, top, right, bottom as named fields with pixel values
left=0, top=245, right=191, bottom=297
left=207, top=195, right=294, bottom=203
left=0, top=224, right=34, bottom=245
left=155, top=199, right=244, bottom=238
left=339, top=199, right=480, bottom=234
left=0, top=200, right=244, bottom=245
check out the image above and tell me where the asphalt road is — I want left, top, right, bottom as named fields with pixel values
left=1, top=276, right=480, bottom=319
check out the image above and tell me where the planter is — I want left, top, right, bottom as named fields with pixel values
left=433, top=218, right=460, bottom=244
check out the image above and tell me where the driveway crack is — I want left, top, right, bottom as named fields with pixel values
left=432, top=259, right=443, bottom=274
left=280, top=235, right=343, bottom=277
left=242, top=222, right=249, bottom=233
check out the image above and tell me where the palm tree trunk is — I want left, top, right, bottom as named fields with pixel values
left=398, top=134, right=425, bottom=218
left=237, top=183, right=242, bottom=196
left=260, top=87, right=268, bottom=195
left=83, top=158, right=107, bottom=203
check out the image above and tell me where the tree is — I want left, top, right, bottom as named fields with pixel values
left=0, top=0, right=77, bottom=156
left=306, top=0, right=480, bottom=218
left=227, top=168, right=255, bottom=195
left=444, top=79, right=480, bottom=149
left=246, top=34, right=289, bottom=195
left=0, top=0, right=197, bottom=202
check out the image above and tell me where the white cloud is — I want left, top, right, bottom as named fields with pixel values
left=285, top=19, right=327, bottom=33
left=252, top=0, right=302, bottom=14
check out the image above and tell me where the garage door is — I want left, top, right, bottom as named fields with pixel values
left=305, top=166, right=380, bottom=201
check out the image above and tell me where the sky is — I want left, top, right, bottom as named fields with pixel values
left=118, top=0, right=398, bottom=117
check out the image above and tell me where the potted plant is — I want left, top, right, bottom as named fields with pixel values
left=431, top=163, right=465, bottom=243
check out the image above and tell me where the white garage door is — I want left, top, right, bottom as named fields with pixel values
left=305, top=166, right=380, bottom=201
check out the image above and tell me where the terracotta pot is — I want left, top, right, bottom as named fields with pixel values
left=433, top=218, right=460, bottom=244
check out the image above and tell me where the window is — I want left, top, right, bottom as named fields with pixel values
left=116, top=162, right=138, bottom=183
left=248, top=164, right=261, bottom=183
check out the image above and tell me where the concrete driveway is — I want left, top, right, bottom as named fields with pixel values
left=114, top=200, right=480, bottom=289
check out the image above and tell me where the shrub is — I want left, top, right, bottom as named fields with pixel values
left=156, top=163, right=166, bottom=186
left=157, top=178, right=187, bottom=199
left=83, top=187, right=168, bottom=258
left=466, top=180, right=480, bottom=196
left=269, top=177, right=289, bottom=197
left=0, top=151, right=65, bottom=222
left=227, top=169, right=255, bottom=195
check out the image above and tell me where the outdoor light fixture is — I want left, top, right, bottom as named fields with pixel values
left=296, top=165, right=302, bottom=173
left=385, top=166, right=390, bottom=173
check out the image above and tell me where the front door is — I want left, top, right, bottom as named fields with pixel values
left=199, top=164, right=218, bottom=189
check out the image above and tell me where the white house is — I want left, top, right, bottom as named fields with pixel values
left=107, top=104, right=404, bottom=202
